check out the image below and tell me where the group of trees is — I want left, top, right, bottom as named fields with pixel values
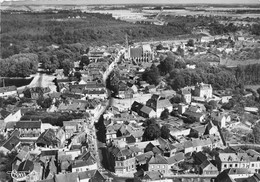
left=0, top=53, right=38, bottom=77
left=142, top=119, right=170, bottom=141
left=21, top=111, right=84, bottom=126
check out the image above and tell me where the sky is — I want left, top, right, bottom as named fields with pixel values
left=1, top=0, right=260, bottom=4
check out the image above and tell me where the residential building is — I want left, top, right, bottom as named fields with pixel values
left=146, top=94, right=172, bottom=118
left=148, top=154, right=169, bottom=175
left=114, top=147, right=137, bottom=175
left=194, top=83, right=212, bottom=99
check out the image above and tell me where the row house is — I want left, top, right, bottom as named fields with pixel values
left=215, top=152, right=260, bottom=173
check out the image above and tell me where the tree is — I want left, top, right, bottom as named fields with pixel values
left=142, top=64, right=161, bottom=85
left=252, top=122, right=260, bottom=144
left=160, top=109, right=170, bottom=120
left=79, top=55, right=90, bottom=69
left=36, top=97, right=52, bottom=109
left=42, top=55, right=59, bottom=73
left=142, top=118, right=161, bottom=141
left=187, top=39, right=194, bottom=47
left=161, top=125, right=170, bottom=139
left=61, top=59, right=74, bottom=76
left=106, top=69, right=120, bottom=95
left=74, top=71, right=82, bottom=80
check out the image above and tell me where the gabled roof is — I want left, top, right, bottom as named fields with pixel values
left=55, top=172, right=78, bottom=182
left=148, top=154, right=168, bottom=164
left=0, top=109, right=11, bottom=119
left=1, top=135, right=20, bottom=151
left=218, top=153, right=239, bottom=162
left=79, top=169, right=106, bottom=182
left=140, top=105, right=154, bottom=115
left=18, top=159, right=34, bottom=172
left=143, top=171, right=163, bottom=180
left=15, top=121, right=41, bottom=129
left=136, top=151, right=154, bottom=163
left=77, top=151, right=96, bottom=165
left=36, top=129, right=60, bottom=146
left=167, top=152, right=185, bottom=165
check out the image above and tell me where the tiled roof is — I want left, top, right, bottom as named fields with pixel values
left=18, top=159, right=34, bottom=172
left=143, top=171, right=163, bottom=180
left=148, top=154, right=168, bottom=164
left=36, top=129, right=60, bottom=146
left=0, top=109, right=11, bottom=119
left=55, top=172, right=78, bottom=182
left=140, top=105, right=154, bottom=114
left=157, top=99, right=172, bottom=109
left=15, top=121, right=41, bottom=129
left=1, top=135, right=20, bottom=151
left=136, top=151, right=154, bottom=163
left=218, top=153, right=239, bottom=162
left=167, top=152, right=185, bottom=165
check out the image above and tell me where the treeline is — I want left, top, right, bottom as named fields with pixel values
left=0, top=53, right=38, bottom=77
left=142, top=55, right=260, bottom=90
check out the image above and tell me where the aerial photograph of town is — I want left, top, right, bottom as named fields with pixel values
left=0, top=0, right=260, bottom=181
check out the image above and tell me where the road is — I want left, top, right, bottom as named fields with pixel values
left=88, top=51, right=121, bottom=171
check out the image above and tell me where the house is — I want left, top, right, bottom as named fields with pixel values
left=128, top=47, right=153, bottom=63
left=134, top=170, right=171, bottom=182
left=84, top=89, right=107, bottom=100
left=215, top=153, right=241, bottom=171
left=0, top=86, right=17, bottom=97
left=114, top=147, right=137, bottom=175
left=145, top=85, right=156, bottom=93
left=148, top=154, right=169, bottom=175
left=0, top=109, right=21, bottom=123
left=194, top=83, right=212, bottom=99
left=222, top=168, right=253, bottom=179
left=167, top=152, right=185, bottom=171
left=15, top=160, right=43, bottom=182
left=139, top=105, right=157, bottom=118
left=72, top=157, right=98, bottom=173
left=204, top=121, right=219, bottom=135
left=78, top=169, right=107, bottom=182
left=198, top=160, right=219, bottom=175
left=136, top=151, right=154, bottom=168
left=55, top=172, right=78, bottom=182
left=183, top=111, right=206, bottom=123
left=211, top=112, right=230, bottom=128
left=180, top=88, right=192, bottom=104
left=15, top=121, right=42, bottom=138
left=63, top=120, right=84, bottom=139
left=0, top=135, right=20, bottom=154
left=178, top=103, right=189, bottom=114
left=146, top=94, right=172, bottom=118
left=36, top=129, right=61, bottom=148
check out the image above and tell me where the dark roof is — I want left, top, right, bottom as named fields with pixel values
left=130, top=47, right=143, bottom=58
left=1, top=135, right=20, bottom=151
left=18, top=160, right=34, bottom=172
left=0, top=86, right=17, bottom=93
left=131, top=101, right=144, bottom=113
left=194, top=151, right=208, bottom=165
left=148, top=154, right=168, bottom=164
left=15, top=121, right=41, bottom=129
left=78, top=170, right=106, bottom=182
left=216, top=170, right=236, bottom=182
left=41, top=150, right=58, bottom=156
left=36, top=129, right=60, bottom=146
left=167, top=152, right=185, bottom=164
left=0, top=110, right=11, bottom=119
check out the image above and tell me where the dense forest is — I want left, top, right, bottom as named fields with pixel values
left=0, top=11, right=246, bottom=59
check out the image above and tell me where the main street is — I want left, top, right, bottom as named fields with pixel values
left=87, top=51, right=122, bottom=171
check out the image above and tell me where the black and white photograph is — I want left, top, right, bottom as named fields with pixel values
left=0, top=0, right=260, bottom=181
